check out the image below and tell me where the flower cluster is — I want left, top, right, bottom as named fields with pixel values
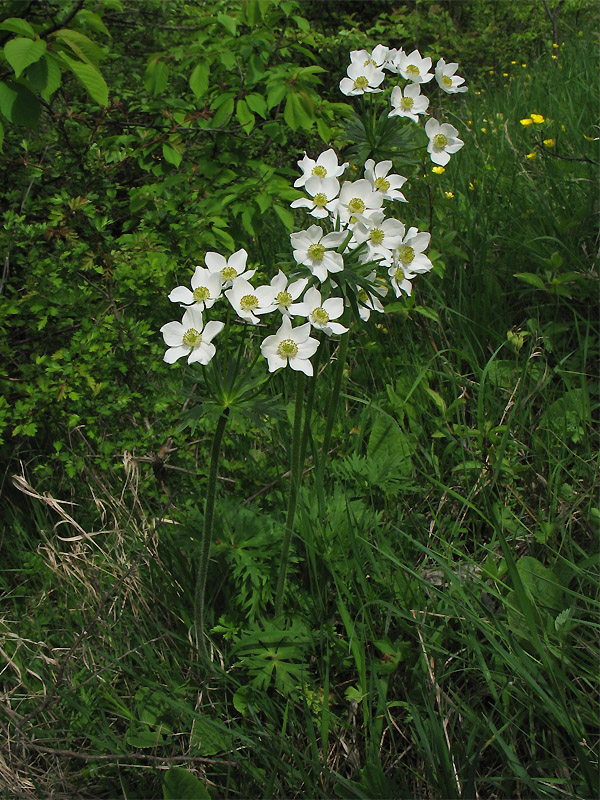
left=161, top=43, right=467, bottom=378
left=339, top=45, right=466, bottom=166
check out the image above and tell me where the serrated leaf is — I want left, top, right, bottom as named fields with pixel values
left=75, top=9, right=111, bottom=37
left=273, top=204, right=294, bottom=231
left=217, top=13, right=237, bottom=35
left=235, top=98, right=254, bottom=133
left=514, top=272, right=546, bottom=290
left=52, top=28, right=104, bottom=66
left=189, top=61, right=209, bottom=99
left=59, top=54, right=108, bottom=105
left=4, top=37, right=46, bottom=79
left=26, top=54, right=62, bottom=100
left=0, top=79, right=41, bottom=126
left=163, top=766, right=210, bottom=799
left=0, top=18, right=35, bottom=38
left=245, top=92, right=267, bottom=118
left=162, top=143, right=182, bottom=167
left=266, top=82, right=287, bottom=110
left=413, top=305, right=440, bottom=322
left=144, top=57, right=168, bottom=96
left=316, top=117, right=331, bottom=143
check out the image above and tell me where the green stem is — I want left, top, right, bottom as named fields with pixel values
left=194, top=406, right=230, bottom=662
left=316, top=331, right=350, bottom=511
left=274, top=370, right=305, bottom=618
left=299, top=332, right=324, bottom=468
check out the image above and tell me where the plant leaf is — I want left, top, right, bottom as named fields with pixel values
left=59, top=53, right=108, bottom=105
left=4, top=37, right=47, bottom=79
left=163, top=766, right=210, bottom=799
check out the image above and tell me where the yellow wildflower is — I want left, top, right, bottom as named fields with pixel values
left=543, top=138, right=555, bottom=147
left=511, top=60, right=517, bottom=64
left=520, top=118, right=533, bottom=127
left=432, top=165, right=445, bottom=174
left=469, top=181, right=476, bottom=191
left=552, top=54, right=558, bottom=60
left=552, top=42, right=559, bottom=48
left=526, top=152, right=537, bottom=160
left=521, top=63, right=527, bottom=68
left=503, top=72, right=509, bottom=77
left=444, top=191, right=454, bottom=199
left=530, top=113, right=545, bottom=124
left=481, top=127, right=487, bottom=133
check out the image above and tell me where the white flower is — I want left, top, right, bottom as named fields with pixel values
left=289, top=286, right=348, bottom=336
left=388, top=263, right=416, bottom=297
left=290, top=176, right=340, bottom=219
left=425, top=118, right=464, bottom=166
left=350, top=44, right=390, bottom=69
left=161, top=307, right=224, bottom=365
left=364, top=159, right=408, bottom=202
left=382, top=47, right=402, bottom=72
left=225, top=278, right=276, bottom=324
left=270, top=270, right=308, bottom=316
left=168, top=266, right=222, bottom=311
left=352, top=211, right=406, bottom=261
left=294, top=148, right=348, bottom=188
left=357, top=271, right=388, bottom=321
left=395, top=226, right=433, bottom=273
left=393, top=49, right=433, bottom=83
left=388, top=83, right=429, bottom=123
left=290, top=225, right=346, bottom=282
left=340, top=61, right=385, bottom=96
left=336, top=179, right=383, bottom=227
left=205, top=248, right=255, bottom=288
left=261, top=316, right=320, bottom=375
left=435, top=58, right=467, bottom=94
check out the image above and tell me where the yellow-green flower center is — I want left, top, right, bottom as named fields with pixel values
left=397, top=244, right=415, bottom=265
left=394, top=266, right=405, bottom=282
left=354, top=75, right=369, bottom=90
left=442, top=75, right=452, bottom=88
left=183, top=328, right=202, bottom=348
left=433, top=133, right=448, bottom=149
left=311, top=306, right=330, bottom=325
left=277, top=338, right=298, bottom=358
left=370, top=228, right=385, bottom=245
left=221, top=266, right=238, bottom=282
left=276, top=290, right=292, bottom=307
left=240, top=294, right=259, bottom=311
left=406, top=64, right=420, bottom=77
left=308, top=242, right=325, bottom=261
left=312, top=164, right=327, bottom=177
left=348, top=197, right=366, bottom=214
left=193, top=286, right=210, bottom=303
left=313, top=192, right=327, bottom=208
left=374, top=177, right=390, bottom=192
left=400, top=96, right=414, bottom=111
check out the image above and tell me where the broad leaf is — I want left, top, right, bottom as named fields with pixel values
left=0, top=79, right=41, bottom=126
left=0, top=18, right=35, bottom=38
left=26, top=54, right=62, bottom=100
left=52, top=28, right=104, bottom=66
left=189, top=61, right=209, bottom=99
left=59, top=54, right=108, bottom=105
left=163, top=766, right=210, bottom=799
left=4, top=37, right=46, bottom=79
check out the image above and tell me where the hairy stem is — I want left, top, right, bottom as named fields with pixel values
left=194, top=406, right=230, bottom=662
left=275, top=370, right=305, bottom=617
left=317, top=331, right=350, bottom=512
